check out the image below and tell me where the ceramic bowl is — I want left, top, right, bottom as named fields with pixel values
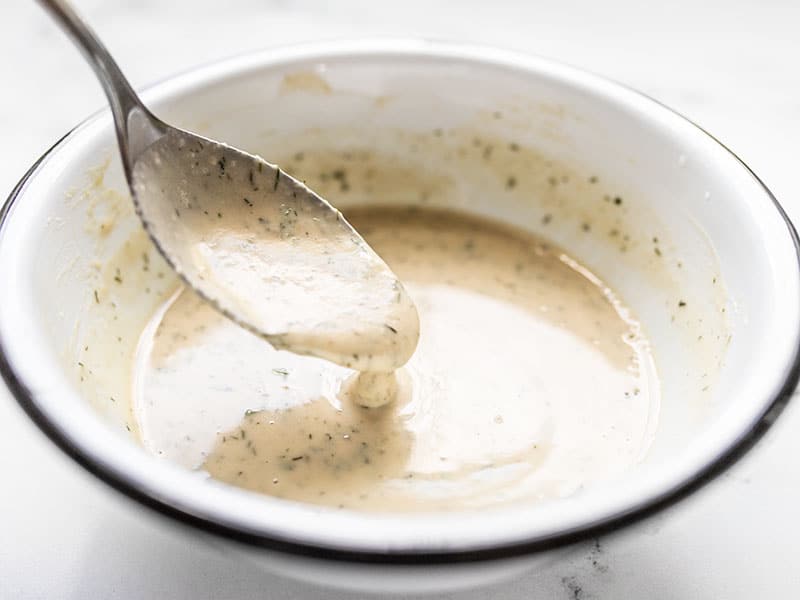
left=1, top=40, right=798, bottom=593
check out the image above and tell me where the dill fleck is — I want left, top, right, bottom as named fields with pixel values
left=613, top=196, right=623, bottom=205
left=678, top=300, right=687, bottom=307
left=272, top=368, right=289, bottom=376
left=93, top=290, right=99, bottom=303
left=385, top=324, right=398, bottom=334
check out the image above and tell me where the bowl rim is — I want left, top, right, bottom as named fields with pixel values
left=2, top=38, right=799, bottom=565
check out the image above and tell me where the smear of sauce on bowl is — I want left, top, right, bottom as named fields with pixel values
left=133, top=207, right=659, bottom=511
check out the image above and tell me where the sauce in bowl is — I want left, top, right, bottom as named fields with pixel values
left=133, top=206, right=659, bottom=510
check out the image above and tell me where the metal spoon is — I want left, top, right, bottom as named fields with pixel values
left=36, top=0, right=419, bottom=373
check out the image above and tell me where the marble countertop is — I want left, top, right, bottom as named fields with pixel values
left=1, top=0, right=799, bottom=597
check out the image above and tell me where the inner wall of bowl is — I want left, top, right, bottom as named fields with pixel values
left=21, top=53, right=773, bottom=483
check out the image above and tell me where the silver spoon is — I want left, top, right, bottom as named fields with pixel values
left=37, top=0, right=419, bottom=374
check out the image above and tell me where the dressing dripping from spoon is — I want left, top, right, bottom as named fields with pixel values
left=37, top=0, right=419, bottom=406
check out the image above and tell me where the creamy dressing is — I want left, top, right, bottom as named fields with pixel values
left=133, top=207, right=659, bottom=511
left=131, top=130, right=419, bottom=398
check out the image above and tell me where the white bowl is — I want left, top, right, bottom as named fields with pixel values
left=1, top=40, right=799, bottom=593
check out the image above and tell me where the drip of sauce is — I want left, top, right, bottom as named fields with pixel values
left=133, top=207, right=659, bottom=511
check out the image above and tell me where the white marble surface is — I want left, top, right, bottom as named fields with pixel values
left=2, top=0, right=800, bottom=597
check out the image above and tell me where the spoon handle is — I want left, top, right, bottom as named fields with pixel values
left=36, top=0, right=166, bottom=179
